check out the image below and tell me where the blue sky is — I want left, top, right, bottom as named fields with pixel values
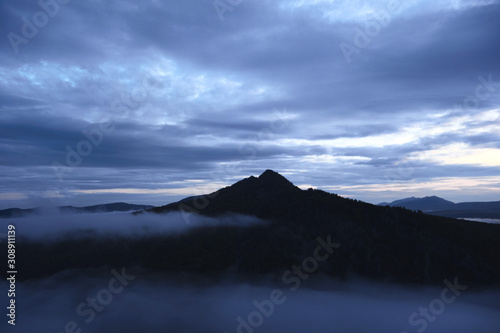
left=1, top=0, right=500, bottom=209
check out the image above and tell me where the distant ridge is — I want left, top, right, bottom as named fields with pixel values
left=379, top=196, right=456, bottom=211
left=379, top=196, right=500, bottom=219
left=0, top=202, right=154, bottom=219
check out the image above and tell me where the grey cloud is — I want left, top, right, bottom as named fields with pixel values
left=1, top=0, right=499, bottom=207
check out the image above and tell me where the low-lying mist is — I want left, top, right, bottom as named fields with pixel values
left=1, top=273, right=499, bottom=333
left=1, top=211, right=500, bottom=332
left=0, top=211, right=266, bottom=241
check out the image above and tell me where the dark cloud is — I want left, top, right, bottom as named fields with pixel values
left=1, top=0, right=500, bottom=207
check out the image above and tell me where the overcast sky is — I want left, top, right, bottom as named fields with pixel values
left=1, top=0, right=500, bottom=209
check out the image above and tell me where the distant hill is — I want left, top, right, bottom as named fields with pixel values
left=379, top=196, right=500, bottom=219
left=59, top=202, right=155, bottom=214
left=379, top=196, right=456, bottom=211
left=0, top=202, right=154, bottom=218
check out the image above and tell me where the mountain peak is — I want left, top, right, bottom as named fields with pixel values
left=257, top=170, right=296, bottom=189
left=149, top=170, right=301, bottom=217
left=259, top=169, right=284, bottom=180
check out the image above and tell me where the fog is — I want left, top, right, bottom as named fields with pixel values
left=1, top=213, right=499, bottom=332
left=1, top=273, right=499, bottom=333
left=0, top=211, right=265, bottom=241
left=461, top=218, right=500, bottom=224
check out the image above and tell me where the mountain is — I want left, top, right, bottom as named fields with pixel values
left=0, top=208, right=38, bottom=219
left=379, top=196, right=456, bottom=211
left=0, top=202, right=154, bottom=218
left=147, top=169, right=301, bottom=217
left=139, top=170, right=500, bottom=285
left=7, top=170, right=500, bottom=287
left=380, top=196, right=500, bottom=219
left=59, top=202, right=154, bottom=214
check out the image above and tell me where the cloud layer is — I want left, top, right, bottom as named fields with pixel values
left=2, top=275, right=499, bottom=333
left=1, top=0, right=500, bottom=208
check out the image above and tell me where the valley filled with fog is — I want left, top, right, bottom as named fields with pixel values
left=2, top=212, right=499, bottom=333
left=2, top=264, right=500, bottom=333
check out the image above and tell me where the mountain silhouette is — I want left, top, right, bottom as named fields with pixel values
left=140, top=170, right=500, bottom=285
left=9, top=170, right=500, bottom=287
left=148, top=169, right=302, bottom=218
left=0, top=202, right=153, bottom=218
left=380, top=196, right=500, bottom=219
left=379, top=196, right=456, bottom=211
